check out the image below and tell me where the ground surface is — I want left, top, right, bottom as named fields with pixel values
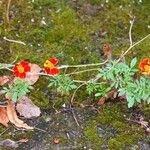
left=0, top=0, right=150, bottom=150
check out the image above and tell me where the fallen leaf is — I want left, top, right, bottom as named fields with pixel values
left=53, top=137, right=60, bottom=144
left=0, top=138, right=28, bottom=148
left=0, top=90, right=4, bottom=96
left=25, top=64, right=41, bottom=85
left=0, top=139, right=19, bottom=148
left=0, top=76, right=13, bottom=86
left=97, top=89, right=117, bottom=105
left=97, top=97, right=106, bottom=105
left=7, top=99, right=33, bottom=130
left=0, top=107, right=9, bottom=127
left=16, top=96, right=41, bottom=118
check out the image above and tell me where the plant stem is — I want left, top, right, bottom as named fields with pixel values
left=58, top=59, right=108, bottom=69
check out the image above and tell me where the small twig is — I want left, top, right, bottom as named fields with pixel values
left=70, top=105, right=80, bottom=127
left=66, top=132, right=70, bottom=139
left=125, top=118, right=149, bottom=129
left=71, top=83, right=86, bottom=104
left=52, top=103, right=60, bottom=114
left=27, top=72, right=54, bottom=78
left=0, top=63, right=14, bottom=70
left=58, top=59, right=108, bottom=69
left=10, top=56, right=18, bottom=64
left=73, top=80, right=87, bottom=83
left=6, top=0, right=12, bottom=23
left=117, top=33, right=150, bottom=64
left=5, top=67, right=13, bottom=71
left=129, top=16, right=135, bottom=47
left=3, top=37, right=26, bottom=45
left=0, top=127, right=11, bottom=136
left=67, top=68, right=99, bottom=75
left=34, top=127, right=47, bottom=133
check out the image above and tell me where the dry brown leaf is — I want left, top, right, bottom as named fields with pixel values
left=25, top=64, right=41, bottom=85
left=7, top=99, right=33, bottom=130
left=53, top=137, right=60, bottom=144
left=16, top=96, right=41, bottom=118
left=0, top=76, right=13, bottom=86
left=0, top=107, right=9, bottom=127
left=97, top=97, right=106, bottom=105
left=97, top=89, right=118, bottom=105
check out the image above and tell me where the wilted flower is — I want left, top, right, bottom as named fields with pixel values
left=13, top=61, right=31, bottom=78
left=44, top=58, right=60, bottom=75
left=139, top=58, right=150, bottom=75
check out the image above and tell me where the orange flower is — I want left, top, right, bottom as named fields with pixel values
left=13, top=61, right=31, bottom=78
left=139, top=58, right=150, bottom=75
left=44, top=58, right=60, bottom=75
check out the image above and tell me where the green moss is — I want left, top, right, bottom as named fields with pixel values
left=108, top=139, right=123, bottom=150
left=108, top=133, right=142, bottom=150
left=84, top=121, right=103, bottom=149
left=0, top=1, right=149, bottom=149
left=29, top=90, right=49, bottom=108
left=83, top=103, right=146, bottom=149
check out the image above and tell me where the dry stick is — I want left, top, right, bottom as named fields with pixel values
left=71, top=107, right=80, bottom=127
left=34, top=127, right=47, bottom=133
left=6, top=0, right=11, bottom=23
left=58, top=59, right=108, bottom=69
left=70, top=82, right=90, bottom=127
left=0, top=127, right=11, bottom=136
left=129, top=16, right=135, bottom=47
left=71, top=83, right=87, bottom=104
left=125, top=118, right=149, bottom=129
left=117, top=33, right=150, bottom=64
left=3, top=37, right=26, bottom=45
left=67, top=68, right=99, bottom=75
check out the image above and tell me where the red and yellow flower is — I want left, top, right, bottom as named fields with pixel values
left=44, top=58, right=60, bottom=75
left=139, top=58, right=150, bottom=75
left=13, top=61, right=31, bottom=78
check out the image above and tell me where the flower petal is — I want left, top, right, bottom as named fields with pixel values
left=139, top=58, right=150, bottom=75
left=24, top=65, right=31, bottom=72
left=49, top=58, right=58, bottom=65
left=18, top=72, right=26, bottom=78
left=44, top=67, right=51, bottom=74
left=50, top=68, right=60, bottom=75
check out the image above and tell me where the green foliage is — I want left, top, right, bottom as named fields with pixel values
left=99, top=58, right=150, bottom=107
left=2, top=78, right=33, bottom=103
left=86, top=81, right=111, bottom=97
left=48, top=75, right=77, bottom=94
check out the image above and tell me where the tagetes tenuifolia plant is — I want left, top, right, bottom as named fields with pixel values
left=139, top=58, right=150, bottom=75
left=13, top=61, right=31, bottom=78
left=44, top=58, right=60, bottom=75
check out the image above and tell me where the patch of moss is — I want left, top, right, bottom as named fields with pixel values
left=108, top=133, right=142, bottom=150
left=83, top=103, right=146, bottom=149
left=29, top=90, right=49, bottom=109
left=84, top=121, right=103, bottom=149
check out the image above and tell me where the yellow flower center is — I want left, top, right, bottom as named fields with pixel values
left=44, top=60, right=54, bottom=69
left=17, top=65, right=24, bottom=73
left=144, top=65, right=150, bottom=74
